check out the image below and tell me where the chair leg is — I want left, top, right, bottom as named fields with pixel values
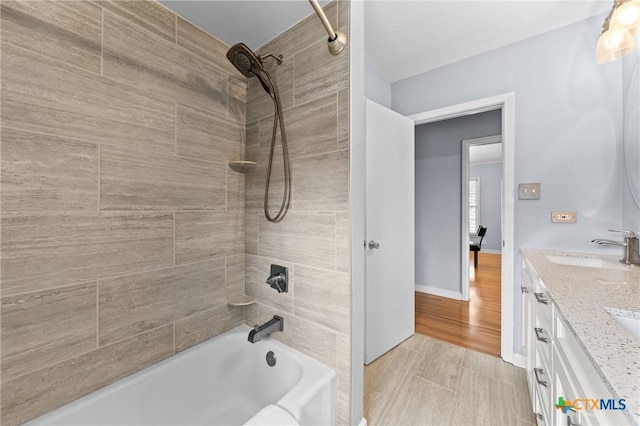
left=474, top=251, right=478, bottom=269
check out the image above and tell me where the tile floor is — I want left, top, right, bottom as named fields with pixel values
left=365, top=333, right=537, bottom=425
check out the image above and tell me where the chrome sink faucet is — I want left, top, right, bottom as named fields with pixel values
left=248, top=315, right=284, bottom=343
left=592, top=230, right=640, bottom=266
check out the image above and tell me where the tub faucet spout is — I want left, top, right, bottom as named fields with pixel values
left=248, top=315, right=284, bottom=343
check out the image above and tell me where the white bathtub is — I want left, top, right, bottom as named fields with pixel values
left=28, top=325, right=336, bottom=426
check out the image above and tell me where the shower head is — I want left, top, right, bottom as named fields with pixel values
left=226, top=43, right=277, bottom=96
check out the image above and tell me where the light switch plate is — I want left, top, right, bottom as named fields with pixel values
left=551, top=211, right=577, bottom=223
left=518, top=183, right=541, bottom=200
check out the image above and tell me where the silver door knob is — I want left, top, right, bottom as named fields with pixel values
left=368, top=240, right=380, bottom=249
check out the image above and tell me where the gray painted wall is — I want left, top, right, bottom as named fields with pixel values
left=470, top=161, right=502, bottom=252
left=394, top=13, right=627, bottom=354
left=365, top=55, right=392, bottom=108
left=415, top=110, right=501, bottom=292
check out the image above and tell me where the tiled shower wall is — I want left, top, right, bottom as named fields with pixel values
left=243, top=1, right=352, bottom=424
left=0, top=1, right=247, bottom=424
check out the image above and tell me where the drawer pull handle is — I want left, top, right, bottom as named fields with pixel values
left=534, top=367, right=548, bottom=387
left=534, top=292, right=549, bottom=305
left=534, top=327, right=549, bottom=343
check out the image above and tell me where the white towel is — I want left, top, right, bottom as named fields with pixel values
left=244, top=404, right=299, bottom=426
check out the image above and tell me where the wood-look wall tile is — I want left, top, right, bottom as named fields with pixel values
left=100, top=145, right=226, bottom=210
left=245, top=255, right=294, bottom=313
left=174, top=304, right=243, bottom=353
left=1, top=1, right=101, bottom=73
left=275, top=94, right=337, bottom=159
left=1, top=282, right=96, bottom=383
left=337, top=388, right=350, bottom=426
left=1, top=128, right=99, bottom=211
left=380, top=375, right=455, bottom=425
left=103, top=10, right=227, bottom=117
left=176, top=16, right=238, bottom=76
left=1, top=212, right=174, bottom=297
left=98, top=0, right=176, bottom=43
left=176, top=103, right=243, bottom=164
left=227, top=169, right=245, bottom=211
left=294, top=265, right=349, bottom=334
left=246, top=59, right=293, bottom=123
left=244, top=302, right=260, bottom=327
left=246, top=121, right=260, bottom=161
left=1, top=325, right=174, bottom=426
left=336, top=212, right=349, bottom=272
left=226, top=254, right=245, bottom=301
left=294, top=37, right=349, bottom=106
left=245, top=210, right=259, bottom=255
left=259, top=305, right=337, bottom=370
left=228, top=75, right=247, bottom=124
left=336, top=332, right=351, bottom=397
left=338, top=89, right=349, bottom=150
left=244, top=150, right=286, bottom=211
left=98, top=260, right=226, bottom=346
left=175, top=211, right=244, bottom=265
left=1, top=43, right=175, bottom=153
left=259, top=212, right=336, bottom=270
left=292, top=150, right=348, bottom=211
left=337, top=0, right=349, bottom=34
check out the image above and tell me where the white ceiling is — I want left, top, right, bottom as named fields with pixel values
left=365, top=1, right=611, bottom=82
left=160, top=0, right=330, bottom=50
left=160, top=0, right=612, bottom=83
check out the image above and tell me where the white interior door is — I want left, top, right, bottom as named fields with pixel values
left=364, top=99, right=415, bottom=365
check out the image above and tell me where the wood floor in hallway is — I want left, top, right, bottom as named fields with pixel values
left=415, top=252, right=502, bottom=357
left=364, top=333, right=535, bottom=425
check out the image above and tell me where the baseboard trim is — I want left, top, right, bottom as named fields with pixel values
left=512, top=353, right=526, bottom=368
left=415, top=285, right=463, bottom=300
left=481, top=249, right=502, bottom=254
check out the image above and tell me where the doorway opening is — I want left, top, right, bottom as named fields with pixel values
left=409, top=92, right=515, bottom=364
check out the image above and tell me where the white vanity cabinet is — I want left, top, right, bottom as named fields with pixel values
left=522, top=258, right=554, bottom=424
left=521, top=258, right=631, bottom=426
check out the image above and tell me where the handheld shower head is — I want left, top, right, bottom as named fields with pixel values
left=226, top=43, right=276, bottom=96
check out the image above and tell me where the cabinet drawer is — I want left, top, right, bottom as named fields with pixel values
left=554, top=315, right=631, bottom=425
left=534, top=345, right=553, bottom=424
left=534, top=291, right=553, bottom=331
left=533, top=324, right=552, bottom=369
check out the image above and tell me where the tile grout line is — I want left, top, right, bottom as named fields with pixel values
left=98, top=143, right=101, bottom=212
left=100, top=7, right=104, bottom=75
left=96, top=280, right=100, bottom=349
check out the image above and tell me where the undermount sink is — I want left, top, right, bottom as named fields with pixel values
left=544, top=254, right=625, bottom=270
left=604, top=308, right=640, bottom=340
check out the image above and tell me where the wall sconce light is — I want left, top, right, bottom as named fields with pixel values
left=597, top=0, right=640, bottom=63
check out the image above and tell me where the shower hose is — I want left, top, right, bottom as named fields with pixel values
left=262, top=71, right=291, bottom=223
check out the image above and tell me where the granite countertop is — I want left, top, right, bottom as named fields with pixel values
left=520, top=248, right=640, bottom=424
